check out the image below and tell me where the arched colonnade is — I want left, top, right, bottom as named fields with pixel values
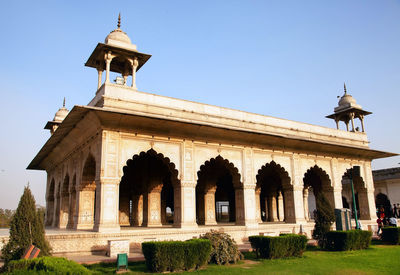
left=45, top=149, right=376, bottom=231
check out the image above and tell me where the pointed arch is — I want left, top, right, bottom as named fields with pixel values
left=196, top=155, right=243, bottom=225
left=341, top=168, right=371, bottom=219
left=119, top=149, right=180, bottom=227
left=255, top=161, right=293, bottom=223
left=303, top=165, right=334, bottom=220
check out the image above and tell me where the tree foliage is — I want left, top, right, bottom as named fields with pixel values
left=312, top=192, right=335, bottom=248
left=0, top=208, right=15, bottom=228
left=1, top=186, right=51, bottom=264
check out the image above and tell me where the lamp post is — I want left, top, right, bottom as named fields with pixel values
left=350, top=166, right=361, bottom=229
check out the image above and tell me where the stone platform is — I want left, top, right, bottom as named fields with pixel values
left=0, top=219, right=379, bottom=256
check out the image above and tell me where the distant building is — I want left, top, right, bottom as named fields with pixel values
left=373, top=167, right=400, bottom=217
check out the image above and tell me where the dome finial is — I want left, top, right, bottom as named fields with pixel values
left=117, top=13, right=121, bottom=29
left=63, top=97, right=65, bottom=107
left=344, top=82, right=347, bottom=95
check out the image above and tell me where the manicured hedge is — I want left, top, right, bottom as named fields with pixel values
left=249, top=234, right=307, bottom=259
left=4, top=256, right=91, bottom=274
left=381, top=227, right=400, bottom=245
left=142, top=239, right=211, bottom=272
left=325, top=230, right=372, bottom=251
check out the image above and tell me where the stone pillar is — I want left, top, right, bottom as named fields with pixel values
left=46, top=197, right=54, bottom=226
left=240, top=186, right=258, bottom=227
left=345, top=121, right=349, bottom=131
left=173, top=182, right=198, bottom=228
left=161, top=198, right=167, bottom=225
left=204, top=187, right=217, bottom=225
left=105, top=51, right=114, bottom=83
left=264, top=197, right=269, bottom=221
left=360, top=115, right=365, bottom=132
left=119, top=194, right=130, bottom=226
left=52, top=191, right=61, bottom=227
left=277, top=191, right=284, bottom=221
left=268, top=194, right=278, bottom=222
left=333, top=187, right=343, bottom=209
left=97, top=69, right=103, bottom=89
left=74, top=189, right=95, bottom=230
left=303, top=188, right=309, bottom=221
left=131, top=194, right=143, bottom=226
left=335, top=118, right=339, bottom=130
left=142, top=184, right=163, bottom=227
left=59, top=192, right=69, bottom=229
left=290, top=186, right=306, bottom=223
left=255, top=189, right=262, bottom=223
left=358, top=190, right=375, bottom=220
left=130, top=57, right=139, bottom=88
left=350, top=112, right=355, bottom=132
left=67, top=190, right=76, bottom=229
left=94, top=179, right=121, bottom=232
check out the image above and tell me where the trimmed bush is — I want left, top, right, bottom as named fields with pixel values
left=141, top=239, right=211, bottom=272
left=200, top=230, right=243, bottom=265
left=325, top=230, right=372, bottom=251
left=312, top=193, right=335, bottom=248
left=4, top=256, right=91, bottom=274
left=381, top=227, right=400, bottom=245
left=249, top=234, right=307, bottom=259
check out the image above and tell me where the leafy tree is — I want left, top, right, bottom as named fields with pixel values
left=1, top=186, right=51, bottom=264
left=312, top=192, right=335, bottom=248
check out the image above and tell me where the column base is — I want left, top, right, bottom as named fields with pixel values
left=204, top=221, right=218, bottom=226
left=74, top=223, right=94, bottom=230
left=142, top=222, right=163, bottom=227
left=173, top=222, right=198, bottom=229
left=93, top=224, right=121, bottom=233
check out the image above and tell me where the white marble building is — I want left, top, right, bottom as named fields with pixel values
left=25, top=16, right=396, bottom=255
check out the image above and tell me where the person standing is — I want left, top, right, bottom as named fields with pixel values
left=377, top=217, right=383, bottom=235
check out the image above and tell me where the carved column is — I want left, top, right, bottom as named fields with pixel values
left=174, top=182, right=198, bottom=228
left=131, top=194, right=143, bottom=226
left=67, top=189, right=76, bottom=229
left=93, top=178, right=121, bottom=232
left=278, top=191, right=284, bottom=221
left=74, top=187, right=96, bottom=230
left=97, top=68, right=103, bottom=89
left=264, top=197, right=269, bottom=221
left=359, top=114, right=365, bottom=132
left=204, top=187, right=217, bottom=225
left=104, top=51, right=114, bottom=83
left=350, top=112, right=355, bottom=132
left=142, top=184, right=163, bottom=227
left=161, top=198, right=167, bottom=225
left=46, top=196, right=54, bottom=226
left=268, top=194, right=278, bottom=221
left=59, top=191, right=70, bottom=229
left=303, top=187, right=309, bottom=221
left=255, top=188, right=262, bottom=223
left=130, top=57, right=139, bottom=88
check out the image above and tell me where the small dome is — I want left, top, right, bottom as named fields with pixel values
left=338, top=93, right=357, bottom=107
left=54, top=106, right=69, bottom=122
left=105, top=29, right=132, bottom=45
left=104, top=14, right=137, bottom=51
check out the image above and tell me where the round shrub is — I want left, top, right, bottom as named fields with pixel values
left=200, top=230, right=243, bottom=265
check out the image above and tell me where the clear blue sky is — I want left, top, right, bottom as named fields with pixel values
left=0, top=1, right=399, bottom=209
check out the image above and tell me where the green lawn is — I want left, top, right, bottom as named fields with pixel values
left=85, top=244, right=400, bottom=274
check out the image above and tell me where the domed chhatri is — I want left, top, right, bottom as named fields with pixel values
left=326, top=83, right=371, bottom=132
left=104, top=13, right=137, bottom=52
left=45, top=98, right=69, bottom=135
left=85, top=14, right=151, bottom=90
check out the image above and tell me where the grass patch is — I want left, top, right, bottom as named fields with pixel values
left=85, top=245, right=400, bottom=274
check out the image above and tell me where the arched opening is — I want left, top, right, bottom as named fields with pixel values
left=341, top=169, right=370, bottom=219
left=256, top=161, right=293, bottom=223
left=46, top=179, right=55, bottom=226
left=196, top=156, right=242, bottom=225
left=303, top=166, right=333, bottom=221
left=375, top=193, right=391, bottom=218
left=67, top=175, right=77, bottom=229
left=79, top=154, right=97, bottom=227
left=119, top=149, right=179, bottom=227
left=60, top=174, right=70, bottom=227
